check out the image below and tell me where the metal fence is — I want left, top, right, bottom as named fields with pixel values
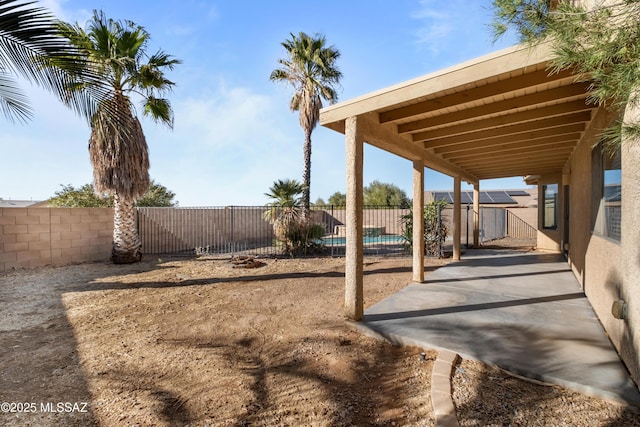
left=138, top=205, right=528, bottom=258
left=137, top=206, right=415, bottom=258
left=506, top=209, right=537, bottom=239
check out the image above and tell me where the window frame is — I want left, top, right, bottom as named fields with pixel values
left=542, top=183, right=558, bottom=230
left=601, top=146, right=621, bottom=242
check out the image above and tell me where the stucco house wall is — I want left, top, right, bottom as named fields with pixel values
left=555, top=105, right=639, bottom=383
left=620, top=103, right=640, bottom=384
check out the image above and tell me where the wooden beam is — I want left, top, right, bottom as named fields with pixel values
left=468, top=163, right=564, bottom=178
left=412, top=101, right=593, bottom=141
left=397, top=84, right=590, bottom=134
left=453, top=148, right=575, bottom=167
left=446, top=142, right=576, bottom=162
left=379, top=68, right=576, bottom=123
left=357, top=114, right=478, bottom=183
left=438, top=134, right=580, bottom=158
left=456, top=154, right=572, bottom=170
left=466, top=156, right=566, bottom=169
left=423, top=117, right=587, bottom=149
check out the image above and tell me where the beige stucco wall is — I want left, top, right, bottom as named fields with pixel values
left=620, top=102, right=640, bottom=383
left=0, top=207, right=113, bottom=272
left=566, top=118, right=595, bottom=286
left=564, top=104, right=640, bottom=383
left=584, top=235, right=624, bottom=352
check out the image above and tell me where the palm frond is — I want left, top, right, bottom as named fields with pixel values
left=0, top=72, right=30, bottom=121
left=143, top=96, right=173, bottom=127
left=0, top=0, right=82, bottom=120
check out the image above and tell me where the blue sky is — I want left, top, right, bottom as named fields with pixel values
left=1, top=0, right=530, bottom=206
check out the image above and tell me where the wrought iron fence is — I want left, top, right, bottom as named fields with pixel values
left=506, top=209, right=537, bottom=239
left=137, top=204, right=520, bottom=258
left=137, top=205, right=416, bottom=258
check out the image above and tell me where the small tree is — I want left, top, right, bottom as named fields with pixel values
left=263, top=179, right=324, bottom=256
left=400, top=200, right=449, bottom=257
left=48, top=181, right=177, bottom=208
left=328, top=191, right=346, bottom=206
left=49, top=184, right=112, bottom=207
left=136, top=181, right=177, bottom=207
left=364, top=180, right=411, bottom=207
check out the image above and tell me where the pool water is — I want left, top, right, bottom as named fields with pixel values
left=319, top=235, right=405, bottom=245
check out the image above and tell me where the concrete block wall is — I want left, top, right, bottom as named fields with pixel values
left=0, top=207, right=113, bottom=272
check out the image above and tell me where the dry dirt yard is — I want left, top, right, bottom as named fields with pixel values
left=1, top=252, right=639, bottom=426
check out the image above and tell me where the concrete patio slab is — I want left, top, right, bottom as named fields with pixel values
left=356, top=249, right=640, bottom=405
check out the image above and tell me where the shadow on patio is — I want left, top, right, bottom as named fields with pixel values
left=354, top=248, right=640, bottom=406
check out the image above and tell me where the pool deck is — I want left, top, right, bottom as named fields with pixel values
left=354, top=248, right=640, bottom=405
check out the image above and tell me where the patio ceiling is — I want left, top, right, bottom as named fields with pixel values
left=320, top=44, right=600, bottom=184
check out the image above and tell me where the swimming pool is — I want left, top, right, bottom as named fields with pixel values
left=319, top=235, right=405, bottom=245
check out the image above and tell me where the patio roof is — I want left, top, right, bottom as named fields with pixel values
left=320, top=43, right=600, bottom=183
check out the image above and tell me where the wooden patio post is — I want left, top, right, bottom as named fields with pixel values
left=345, top=116, right=364, bottom=321
left=453, top=175, right=461, bottom=260
left=473, top=183, right=480, bottom=248
left=412, top=160, right=425, bottom=282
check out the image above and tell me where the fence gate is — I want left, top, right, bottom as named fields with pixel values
left=479, top=207, right=507, bottom=242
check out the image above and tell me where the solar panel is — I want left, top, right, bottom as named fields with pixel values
left=507, top=190, right=530, bottom=196
left=461, top=192, right=474, bottom=204
left=432, top=192, right=453, bottom=203
left=478, top=192, right=492, bottom=204
left=428, top=190, right=520, bottom=204
left=486, top=191, right=517, bottom=204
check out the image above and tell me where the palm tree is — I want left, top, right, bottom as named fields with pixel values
left=263, top=178, right=305, bottom=233
left=270, top=32, right=342, bottom=215
left=264, top=178, right=305, bottom=209
left=263, top=179, right=309, bottom=255
left=0, top=0, right=110, bottom=123
left=59, top=10, right=180, bottom=263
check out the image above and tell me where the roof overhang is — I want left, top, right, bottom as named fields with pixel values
left=320, top=43, right=601, bottom=184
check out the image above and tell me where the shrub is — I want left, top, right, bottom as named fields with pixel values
left=400, top=201, right=449, bottom=257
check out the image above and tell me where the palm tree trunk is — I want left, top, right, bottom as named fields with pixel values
left=111, top=193, right=142, bottom=264
left=302, top=128, right=312, bottom=217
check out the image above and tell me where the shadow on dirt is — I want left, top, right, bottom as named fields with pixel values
left=154, top=331, right=435, bottom=426
left=452, top=355, right=640, bottom=426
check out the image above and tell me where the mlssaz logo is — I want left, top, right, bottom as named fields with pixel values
left=40, top=402, right=89, bottom=413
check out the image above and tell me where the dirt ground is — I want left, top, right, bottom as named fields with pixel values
left=1, top=247, right=639, bottom=426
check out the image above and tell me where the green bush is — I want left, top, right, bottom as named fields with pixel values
left=400, top=200, right=449, bottom=257
left=279, top=218, right=327, bottom=256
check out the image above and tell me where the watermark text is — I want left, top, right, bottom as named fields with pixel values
left=1, top=402, right=89, bottom=413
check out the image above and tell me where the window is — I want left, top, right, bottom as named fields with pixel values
left=603, top=147, right=621, bottom=241
left=542, top=184, right=558, bottom=229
